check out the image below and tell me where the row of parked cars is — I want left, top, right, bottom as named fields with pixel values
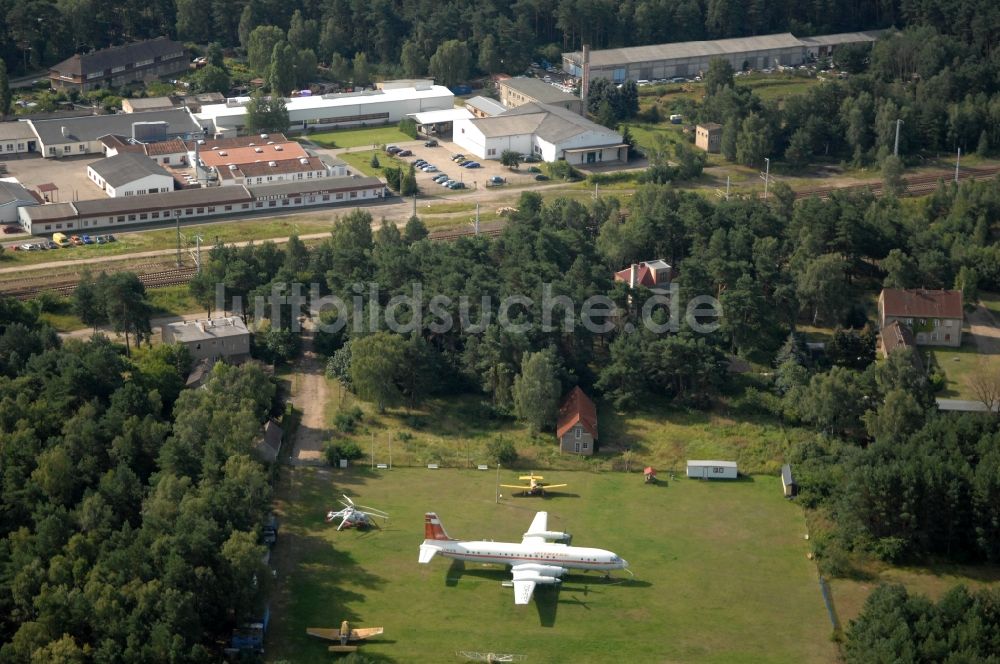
left=14, top=233, right=116, bottom=251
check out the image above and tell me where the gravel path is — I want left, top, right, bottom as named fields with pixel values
left=289, top=319, right=330, bottom=466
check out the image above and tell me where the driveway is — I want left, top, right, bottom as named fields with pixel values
left=968, top=304, right=1000, bottom=355
left=288, top=318, right=329, bottom=466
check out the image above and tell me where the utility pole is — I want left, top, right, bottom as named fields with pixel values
left=388, top=433, right=392, bottom=470
left=371, top=432, right=375, bottom=469
left=955, top=147, right=961, bottom=183
left=412, top=193, right=416, bottom=217
left=726, top=175, right=730, bottom=200
left=175, top=214, right=181, bottom=267
left=474, top=201, right=480, bottom=235
left=495, top=463, right=501, bottom=504
left=893, top=119, right=902, bottom=157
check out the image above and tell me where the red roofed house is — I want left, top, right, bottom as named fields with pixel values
left=556, top=387, right=598, bottom=455
left=878, top=320, right=924, bottom=371
left=613, top=259, right=671, bottom=293
left=878, top=288, right=963, bottom=348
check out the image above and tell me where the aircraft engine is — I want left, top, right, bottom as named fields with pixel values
left=524, top=530, right=572, bottom=542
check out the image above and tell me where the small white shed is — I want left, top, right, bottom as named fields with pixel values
left=686, top=460, right=738, bottom=480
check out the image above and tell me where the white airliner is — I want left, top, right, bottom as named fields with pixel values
left=418, top=511, right=628, bottom=605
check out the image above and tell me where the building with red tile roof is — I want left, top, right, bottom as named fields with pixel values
left=613, top=259, right=672, bottom=292
left=878, top=288, right=962, bottom=348
left=556, top=387, right=598, bottom=455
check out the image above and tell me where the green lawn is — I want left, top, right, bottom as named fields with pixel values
left=339, top=150, right=406, bottom=178
left=267, top=467, right=837, bottom=664
left=736, top=75, right=822, bottom=103
left=147, top=284, right=204, bottom=318
left=929, top=339, right=1000, bottom=398
left=0, top=217, right=339, bottom=267
left=980, top=292, right=1000, bottom=319
left=305, top=126, right=415, bottom=149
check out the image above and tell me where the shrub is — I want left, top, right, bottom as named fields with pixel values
left=334, top=406, right=364, bottom=433
left=546, top=160, right=581, bottom=181
left=399, top=117, right=418, bottom=139
left=324, top=440, right=364, bottom=465
left=486, top=437, right=518, bottom=466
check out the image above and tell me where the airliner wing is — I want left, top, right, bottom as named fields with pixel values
left=512, top=577, right=537, bottom=605
left=522, top=512, right=548, bottom=544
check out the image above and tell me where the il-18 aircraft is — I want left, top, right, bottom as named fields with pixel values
left=418, top=511, right=628, bottom=605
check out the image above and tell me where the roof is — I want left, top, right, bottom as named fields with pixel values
left=881, top=321, right=924, bottom=371
left=464, top=96, right=507, bottom=116
left=166, top=316, right=250, bottom=343
left=197, top=86, right=454, bottom=122
left=247, top=176, right=383, bottom=198
left=187, top=133, right=291, bottom=150
left=781, top=464, right=795, bottom=485
left=88, top=152, right=172, bottom=187
left=565, top=33, right=805, bottom=68
left=0, top=121, right=37, bottom=141
left=30, top=109, right=203, bottom=145
left=798, top=30, right=884, bottom=47
left=218, top=156, right=326, bottom=180
left=556, top=387, right=598, bottom=440
left=408, top=108, right=474, bottom=124
left=256, top=419, right=283, bottom=462
left=881, top=288, right=963, bottom=319
left=199, top=142, right=308, bottom=168
left=698, top=123, right=723, bottom=131
left=613, top=260, right=671, bottom=288
left=50, top=37, right=186, bottom=77
left=123, top=96, right=179, bottom=112
left=687, top=460, right=738, bottom=468
left=468, top=102, right=620, bottom=144
left=500, top=78, right=580, bottom=104
left=0, top=181, right=38, bottom=206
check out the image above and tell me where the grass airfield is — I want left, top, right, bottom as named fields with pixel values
left=267, top=467, right=836, bottom=663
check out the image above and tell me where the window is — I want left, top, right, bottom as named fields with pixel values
left=117, top=216, right=125, bottom=222
left=139, top=213, right=147, bottom=220
left=49, top=147, right=56, bottom=155
left=224, top=205, right=232, bottom=211
left=242, top=203, right=249, bottom=209
left=207, top=207, right=215, bottom=213
left=162, top=210, right=170, bottom=217
left=78, top=144, right=85, bottom=152
left=575, top=427, right=581, bottom=439
left=63, top=146, right=71, bottom=153
left=128, top=214, right=136, bottom=221
left=350, top=191, right=357, bottom=199
left=185, top=209, right=193, bottom=215
left=196, top=208, right=204, bottom=214
left=487, top=148, right=496, bottom=156
left=4, top=144, right=11, bottom=151
left=322, top=195, right=330, bottom=201
left=944, top=319, right=953, bottom=327
left=152, top=212, right=159, bottom=219
left=336, top=193, right=343, bottom=200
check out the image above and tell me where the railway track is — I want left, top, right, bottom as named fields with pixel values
left=794, top=165, right=1000, bottom=200
left=3, top=266, right=197, bottom=300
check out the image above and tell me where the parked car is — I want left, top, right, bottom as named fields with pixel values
left=458, top=160, right=472, bottom=166
left=106, top=234, right=117, bottom=242
left=463, top=162, right=481, bottom=168
left=488, top=176, right=505, bottom=185
left=81, top=235, right=94, bottom=244
left=521, top=154, right=540, bottom=163
left=442, top=179, right=456, bottom=187
left=414, top=159, right=427, bottom=167
left=527, top=166, right=542, bottom=173
left=451, top=154, right=466, bottom=162
left=2, top=225, right=21, bottom=235
left=385, top=145, right=401, bottom=154
left=432, top=174, right=450, bottom=183
left=447, top=181, right=466, bottom=189
left=424, top=139, right=438, bottom=147
left=534, top=174, right=550, bottom=181
left=43, top=240, right=59, bottom=249
left=70, top=235, right=84, bottom=246
left=421, top=165, right=438, bottom=172
left=397, top=149, right=413, bottom=157
left=19, top=243, right=38, bottom=251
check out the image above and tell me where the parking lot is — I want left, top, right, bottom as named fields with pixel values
left=2, top=152, right=105, bottom=203
left=385, top=137, right=548, bottom=193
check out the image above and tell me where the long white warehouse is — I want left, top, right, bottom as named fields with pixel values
left=197, top=83, right=455, bottom=136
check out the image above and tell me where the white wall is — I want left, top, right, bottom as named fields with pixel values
left=106, top=173, right=174, bottom=197
left=0, top=139, right=33, bottom=155
left=453, top=120, right=533, bottom=160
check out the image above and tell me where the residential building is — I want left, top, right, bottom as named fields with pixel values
left=87, top=152, right=174, bottom=197
left=28, top=108, right=205, bottom=158
left=18, top=176, right=385, bottom=233
left=686, top=460, right=738, bottom=480
left=563, top=31, right=883, bottom=83
left=695, top=123, right=723, bottom=153
left=49, top=37, right=188, bottom=92
left=465, top=96, right=507, bottom=118
left=613, top=259, right=672, bottom=292
left=196, top=83, right=454, bottom=135
left=162, top=316, right=251, bottom=362
left=0, top=121, right=38, bottom=155
left=255, top=419, right=284, bottom=464
left=878, top=288, right=963, bottom=348
left=0, top=181, right=39, bottom=223
left=453, top=103, right=627, bottom=164
left=878, top=320, right=924, bottom=372
left=498, top=78, right=582, bottom=115
left=556, top=386, right=598, bottom=455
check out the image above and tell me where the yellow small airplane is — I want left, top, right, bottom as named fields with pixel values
left=500, top=473, right=567, bottom=496
left=306, top=620, right=384, bottom=653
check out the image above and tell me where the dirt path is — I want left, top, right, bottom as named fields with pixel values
left=967, top=304, right=1000, bottom=355
left=289, top=319, right=330, bottom=465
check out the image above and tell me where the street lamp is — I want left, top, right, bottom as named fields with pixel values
left=763, top=157, right=770, bottom=200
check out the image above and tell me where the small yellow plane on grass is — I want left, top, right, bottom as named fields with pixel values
left=501, top=473, right=567, bottom=496
left=306, top=620, right=384, bottom=653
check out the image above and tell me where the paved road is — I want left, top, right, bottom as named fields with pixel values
left=967, top=304, right=1000, bottom=355
left=937, top=398, right=999, bottom=412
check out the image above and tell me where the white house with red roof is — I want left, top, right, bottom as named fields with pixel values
left=877, top=288, right=963, bottom=348
left=557, top=387, right=598, bottom=455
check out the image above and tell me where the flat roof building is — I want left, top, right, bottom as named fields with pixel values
left=0, top=121, right=39, bottom=155
left=0, top=181, right=39, bottom=224
left=464, top=96, right=507, bottom=118
left=49, top=37, right=189, bottom=92
left=162, top=316, right=251, bottom=363
left=197, top=83, right=455, bottom=135
left=695, top=123, right=723, bottom=153
left=498, top=78, right=582, bottom=115
left=686, top=460, right=738, bottom=480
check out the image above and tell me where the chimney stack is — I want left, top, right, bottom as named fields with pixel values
left=581, top=44, right=591, bottom=111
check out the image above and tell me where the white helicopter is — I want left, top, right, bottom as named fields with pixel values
left=325, top=495, right=389, bottom=531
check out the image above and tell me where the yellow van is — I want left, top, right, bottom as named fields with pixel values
left=52, top=232, right=71, bottom=247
